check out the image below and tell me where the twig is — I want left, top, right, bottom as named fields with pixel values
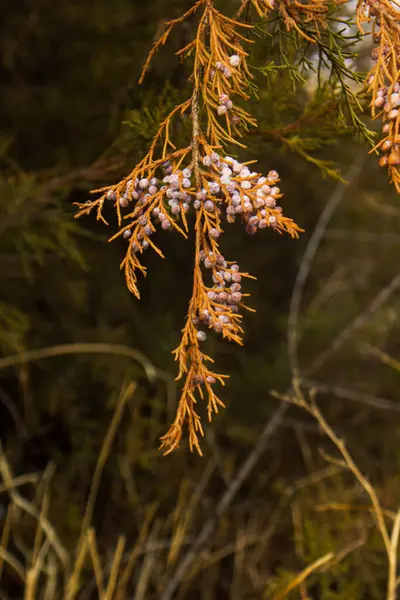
left=273, top=552, right=334, bottom=600
left=159, top=400, right=287, bottom=600
left=287, top=155, right=365, bottom=378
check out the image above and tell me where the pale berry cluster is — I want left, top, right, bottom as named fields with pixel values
left=371, top=81, right=400, bottom=168
left=110, top=151, right=285, bottom=252
left=200, top=152, right=283, bottom=233
left=194, top=252, right=243, bottom=344
left=109, top=161, right=194, bottom=250
left=214, top=55, right=241, bottom=124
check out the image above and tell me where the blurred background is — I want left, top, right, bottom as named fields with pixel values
left=1, top=0, right=400, bottom=598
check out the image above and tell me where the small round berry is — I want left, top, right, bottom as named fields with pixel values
left=138, top=178, right=149, bottom=190
left=148, top=185, right=158, bottom=195
left=380, top=155, right=388, bottom=167
left=194, top=200, right=201, bottom=209
left=223, top=67, right=232, bottom=78
left=204, top=200, right=215, bottom=211
left=258, top=219, right=268, bottom=229
left=213, top=322, right=222, bottom=333
left=107, top=190, right=116, bottom=200
left=270, top=186, right=280, bottom=197
left=220, top=175, right=231, bottom=185
left=241, top=180, right=252, bottom=190
left=225, top=99, right=233, bottom=110
left=389, top=151, right=400, bottom=165
left=230, top=282, right=241, bottom=292
left=138, top=216, right=147, bottom=226
left=206, top=375, right=216, bottom=384
left=218, top=105, right=227, bottom=116
left=388, top=109, right=399, bottom=120
left=229, top=54, right=241, bottom=67
left=218, top=315, right=230, bottom=324
left=269, top=215, right=277, bottom=226
left=382, top=139, right=392, bottom=151
left=267, top=170, right=279, bottom=181
left=231, top=195, right=241, bottom=206
left=182, top=202, right=190, bottom=213
left=182, top=168, right=192, bottom=178
left=208, top=291, right=217, bottom=301
left=152, top=207, right=160, bottom=218
left=119, top=197, right=129, bottom=208
left=202, top=155, right=212, bottom=167
left=171, top=204, right=181, bottom=215
left=196, top=191, right=207, bottom=201
left=123, top=229, right=132, bottom=239
left=265, top=197, right=276, bottom=208
left=232, top=272, right=241, bottom=282
left=197, top=330, right=208, bottom=342
left=142, top=240, right=149, bottom=250
left=231, top=115, right=240, bottom=125
left=375, top=96, right=385, bottom=108
left=200, top=308, right=210, bottom=321
left=182, top=178, right=191, bottom=188
left=230, top=292, right=242, bottom=303
left=161, top=219, right=171, bottom=230
left=210, top=228, right=220, bottom=239
left=144, top=225, right=153, bottom=236
left=219, top=93, right=230, bottom=104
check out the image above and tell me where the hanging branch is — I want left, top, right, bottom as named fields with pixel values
left=74, top=0, right=302, bottom=455
left=358, top=0, right=400, bottom=192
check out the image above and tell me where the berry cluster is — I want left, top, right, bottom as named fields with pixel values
left=200, top=152, right=284, bottom=233
left=111, top=152, right=296, bottom=253
left=194, top=253, right=244, bottom=344
left=362, top=0, right=400, bottom=191
left=372, top=82, right=400, bottom=168
left=214, top=55, right=243, bottom=125
left=76, top=0, right=304, bottom=454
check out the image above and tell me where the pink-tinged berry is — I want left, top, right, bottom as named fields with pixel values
left=229, top=54, right=241, bottom=67
left=138, top=178, right=149, bottom=190
left=197, top=330, right=208, bottom=342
